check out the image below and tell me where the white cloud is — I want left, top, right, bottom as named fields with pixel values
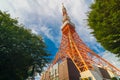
left=0, top=0, right=105, bottom=51
left=1, top=0, right=107, bottom=56
left=35, top=73, right=40, bottom=80
left=0, top=0, right=106, bottom=52
left=31, top=29, right=38, bottom=35
left=39, top=26, right=53, bottom=41
left=1, top=0, right=120, bottom=78
left=0, top=0, right=93, bottom=44
left=101, top=51, right=120, bottom=68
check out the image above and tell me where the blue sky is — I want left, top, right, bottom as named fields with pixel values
left=0, top=0, right=119, bottom=71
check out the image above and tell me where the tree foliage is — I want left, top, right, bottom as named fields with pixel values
left=111, top=77, right=118, bottom=80
left=0, top=11, right=50, bottom=80
left=88, top=0, right=120, bottom=57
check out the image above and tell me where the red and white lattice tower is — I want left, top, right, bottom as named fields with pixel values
left=52, top=4, right=120, bottom=76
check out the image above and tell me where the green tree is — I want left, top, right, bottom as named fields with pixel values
left=111, top=77, right=117, bottom=80
left=88, top=0, right=120, bottom=57
left=0, top=11, right=50, bottom=80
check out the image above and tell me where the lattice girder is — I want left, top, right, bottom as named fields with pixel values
left=52, top=4, right=120, bottom=75
left=52, top=22, right=120, bottom=75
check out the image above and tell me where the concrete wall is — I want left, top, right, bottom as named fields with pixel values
left=107, top=69, right=115, bottom=78
left=80, top=65, right=112, bottom=80
left=99, top=67, right=111, bottom=79
left=67, top=58, right=80, bottom=80
left=41, top=59, right=117, bottom=80
left=80, top=70, right=103, bottom=80
left=59, top=59, right=69, bottom=80
left=50, top=63, right=59, bottom=79
left=41, top=58, right=80, bottom=80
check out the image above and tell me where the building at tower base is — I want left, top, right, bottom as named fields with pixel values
left=41, top=58, right=80, bottom=80
left=41, top=58, right=118, bottom=80
left=41, top=4, right=120, bottom=80
left=80, top=66, right=111, bottom=80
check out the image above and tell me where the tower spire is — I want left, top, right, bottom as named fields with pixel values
left=41, top=4, right=120, bottom=80
left=62, top=3, right=70, bottom=23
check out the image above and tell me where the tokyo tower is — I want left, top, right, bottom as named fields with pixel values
left=41, top=4, right=120, bottom=80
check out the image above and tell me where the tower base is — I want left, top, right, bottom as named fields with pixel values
left=41, top=58, right=80, bottom=80
left=41, top=58, right=117, bottom=80
left=80, top=65, right=117, bottom=80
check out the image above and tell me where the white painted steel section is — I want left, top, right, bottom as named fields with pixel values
left=61, top=20, right=75, bottom=29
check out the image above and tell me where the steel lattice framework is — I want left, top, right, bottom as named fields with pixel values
left=52, top=4, right=120, bottom=75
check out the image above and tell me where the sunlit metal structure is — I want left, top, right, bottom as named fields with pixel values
left=41, top=4, right=120, bottom=80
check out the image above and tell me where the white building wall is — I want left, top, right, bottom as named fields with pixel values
left=50, top=63, right=59, bottom=79
left=107, top=69, right=115, bottom=78
left=80, top=70, right=103, bottom=80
